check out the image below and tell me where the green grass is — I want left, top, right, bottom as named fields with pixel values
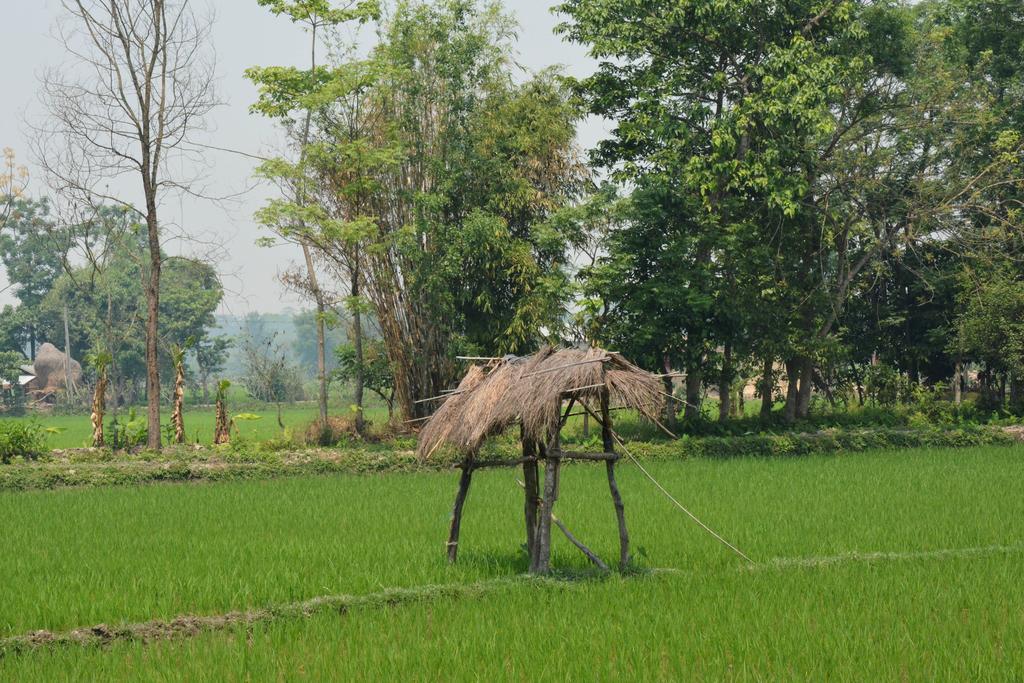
left=10, top=403, right=398, bottom=450
left=2, top=444, right=1024, bottom=678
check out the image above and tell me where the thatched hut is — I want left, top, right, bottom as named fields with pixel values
left=417, top=346, right=665, bottom=574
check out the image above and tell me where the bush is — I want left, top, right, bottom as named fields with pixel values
left=623, top=424, right=1015, bottom=460
left=0, top=420, right=47, bottom=463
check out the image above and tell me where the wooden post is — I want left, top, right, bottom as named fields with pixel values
left=522, top=437, right=540, bottom=563
left=601, top=387, right=630, bottom=570
left=533, top=443, right=561, bottom=574
left=447, top=462, right=474, bottom=563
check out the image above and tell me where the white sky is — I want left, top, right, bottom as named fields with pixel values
left=0, top=0, right=605, bottom=315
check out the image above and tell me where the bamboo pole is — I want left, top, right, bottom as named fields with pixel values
left=521, top=356, right=610, bottom=379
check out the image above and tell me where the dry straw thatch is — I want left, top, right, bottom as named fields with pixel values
left=417, top=346, right=664, bottom=459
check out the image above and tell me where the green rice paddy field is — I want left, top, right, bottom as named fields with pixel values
left=2, top=444, right=1024, bottom=679
left=26, top=405, right=326, bottom=449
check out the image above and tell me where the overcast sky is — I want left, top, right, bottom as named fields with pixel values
left=0, top=0, right=604, bottom=316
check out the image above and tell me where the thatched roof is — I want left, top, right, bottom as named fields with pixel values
left=417, top=346, right=664, bottom=459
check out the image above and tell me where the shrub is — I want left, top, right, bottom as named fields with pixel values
left=110, top=409, right=148, bottom=450
left=0, top=420, right=47, bottom=463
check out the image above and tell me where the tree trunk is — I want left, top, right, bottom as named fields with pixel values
left=684, top=364, right=702, bottom=422
left=1010, top=374, right=1022, bottom=415
left=63, top=303, right=73, bottom=394
left=91, top=366, right=108, bottom=448
left=760, top=356, right=774, bottom=418
left=734, top=386, right=744, bottom=418
left=214, top=398, right=230, bottom=445
left=352, top=266, right=365, bottom=432
left=718, top=345, right=732, bottom=421
left=144, top=200, right=162, bottom=451
left=303, top=243, right=329, bottom=428
left=171, top=359, right=186, bottom=444
left=783, top=359, right=799, bottom=423
left=796, top=357, right=814, bottom=419
left=953, top=357, right=962, bottom=405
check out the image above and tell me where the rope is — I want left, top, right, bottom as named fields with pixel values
left=610, top=430, right=756, bottom=565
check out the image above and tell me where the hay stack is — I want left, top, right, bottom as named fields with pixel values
left=416, top=346, right=664, bottom=459
left=30, top=343, right=83, bottom=393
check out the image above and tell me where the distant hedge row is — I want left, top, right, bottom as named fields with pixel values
left=627, top=426, right=1018, bottom=460
left=0, top=425, right=1018, bottom=492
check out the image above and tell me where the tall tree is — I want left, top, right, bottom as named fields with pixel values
left=251, top=0, right=588, bottom=421
left=248, top=0, right=378, bottom=432
left=0, top=199, right=65, bottom=357
left=361, top=1, right=588, bottom=419
left=37, top=0, right=219, bottom=449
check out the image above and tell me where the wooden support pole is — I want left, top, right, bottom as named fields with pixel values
left=552, top=450, right=620, bottom=462
left=552, top=513, right=609, bottom=571
left=522, top=436, right=540, bottom=563
left=516, top=478, right=609, bottom=572
left=446, top=462, right=474, bottom=563
left=533, top=446, right=560, bottom=574
left=601, top=386, right=631, bottom=570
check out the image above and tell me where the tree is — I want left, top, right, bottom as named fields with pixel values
left=950, top=274, right=1024, bottom=413
left=334, top=338, right=394, bottom=420
left=193, top=336, right=231, bottom=403
left=0, top=350, right=27, bottom=415
left=240, top=334, right=305, bottom=429
left=213, top=379, right=231, bottom=445
left=0, top=198, right=67, bottom=357
left=39, top=232, right=223, bottom=411
left=368, top=1, right=588, bottom=419
left=37, top=0, right=219, bottom=449
left=87, top=351, right=112, bottom=447
left=248, top=0, right=378, bottom=430
left=169, top=340, right=192, bottom=444
left=562, top=0, right=1024, bottom=422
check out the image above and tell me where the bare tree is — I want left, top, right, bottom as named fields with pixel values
left=34, top=0, right=219, bottom=450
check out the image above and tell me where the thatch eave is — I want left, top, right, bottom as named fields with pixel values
left=416, top=346, right=664, bottom=459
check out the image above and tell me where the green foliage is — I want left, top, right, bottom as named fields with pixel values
left=0, top=351, right=27, bottom=416
left=334, top=339, right=394, bottom=414
left=250, top=0, right=590, bottom=418
left=110, top=409, right=148, bottom=451
left=215, top=380, right=231, bottom=404
left=0, top=419, right=46, bottom=463
left=955, top=273, right=1024, bottom=377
